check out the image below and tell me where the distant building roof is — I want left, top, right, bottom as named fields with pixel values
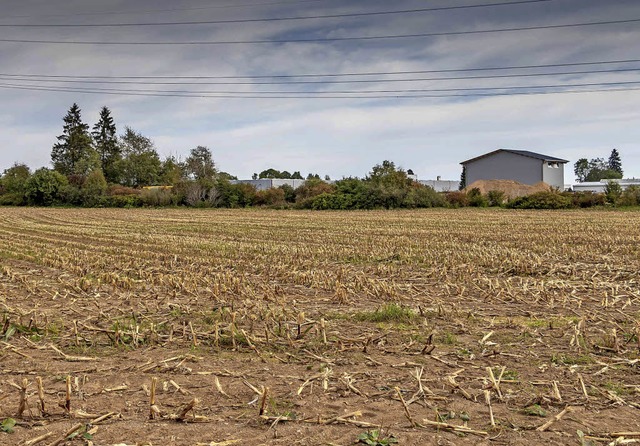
left=461, top=149, right=569, bottom=165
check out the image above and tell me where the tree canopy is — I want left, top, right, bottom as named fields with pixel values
left=0, top=163, right=30, bottom=194
left=25, top=168, right=68, bottom=206
left=258, top=168, right=303, bottom=179
left=51, top=103, right=99, bottom=176
left=92, top=106, right=120, bottom=183
left=574, top=152, right=623, bottom=182
left=184, top=146, right=217, bottom=182
left=116, top=127, right=161, bottom=187
left=608, top=149, right=623, bottom=177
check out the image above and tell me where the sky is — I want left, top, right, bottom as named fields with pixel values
left=1, top=0, right=640, bottom=183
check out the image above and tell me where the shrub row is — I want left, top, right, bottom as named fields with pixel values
left=2, top=170, right=639, bottom=209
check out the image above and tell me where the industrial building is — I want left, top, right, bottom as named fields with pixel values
left=461, top=149, right=568, bottom=190
left=572, top=179, right=640, bottom=193
left=230, top=179, right=307, bottom=191
left=417, top=179, right=458, bottom=192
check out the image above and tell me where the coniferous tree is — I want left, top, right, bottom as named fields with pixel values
left=459, top=166, right=467, bottom=190
left=92, top=106, right=120, bottom=183
left=607, top=149, right=623, bottom=177
left=51, top=103, right=99, bottom=176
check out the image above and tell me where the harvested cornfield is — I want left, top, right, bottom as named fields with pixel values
left=0, top=208, right=638, bottom=446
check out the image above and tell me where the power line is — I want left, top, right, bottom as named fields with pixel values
left=2, top=82, right=640, bottom=99
left=0, top=1, right=552, bottom=27
left=1, top=67, right=639, bottom=86
left=0, top=0, right=333, bottom=20
left=2, top=58, right=640, bottom=79
left=3, top=79, right=640, bottom=95
left=1, top=17, right=639, bottom=45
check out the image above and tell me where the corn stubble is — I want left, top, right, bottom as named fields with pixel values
left=0, top=208, right=638, bottom=445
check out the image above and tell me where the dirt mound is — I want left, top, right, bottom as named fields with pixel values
left=465, top=179, right=552, bottom=199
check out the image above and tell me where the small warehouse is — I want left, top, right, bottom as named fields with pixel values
left=461, top=149, right=568, bottom=190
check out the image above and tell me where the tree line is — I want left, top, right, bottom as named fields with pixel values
left=1, top=104, right=639, bottom=209
left=574, top=149, right=623, bottom=182
left=0, top=104, right=330, bottom=208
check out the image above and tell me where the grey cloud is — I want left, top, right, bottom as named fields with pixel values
left=1, top=0, right=639, bottom=180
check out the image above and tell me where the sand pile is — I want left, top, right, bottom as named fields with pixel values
left=465, top=180, right=552, bottom=199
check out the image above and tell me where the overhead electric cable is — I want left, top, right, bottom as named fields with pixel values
left=2, top=82, right=640, bottom=99
left=2, top=58, right=640, bottom=79
left=0, top=1, right=552, bottom=27
left=1, top=17, right=638, bottom=45
left=2, top=79, right=640, bottom=95
left=1, top=0, right=333, bottom=19
left=1, top=67, right=639, bottom=86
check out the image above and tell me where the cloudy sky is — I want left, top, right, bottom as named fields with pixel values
left=1, top=0, right=639, bottom=182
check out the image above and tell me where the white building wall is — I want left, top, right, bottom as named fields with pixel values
left=464, top=151, right=543, bottom=186
left=572, top=179, right=640, bottom=193
left=418, top=180, right=459, bottom=192
left=231, top=179, right=307, bottom=191
left=541, top=161, right=565, bottom=190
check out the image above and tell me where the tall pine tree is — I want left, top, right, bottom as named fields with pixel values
left=607, top=149, right=623, bottom=177
left=51, top=103, right=99, bottom=177
left=459, top=166, right=467, bottom=190
left=92, top=106, right=120, bottom=183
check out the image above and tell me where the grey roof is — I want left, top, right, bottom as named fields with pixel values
left=461, top=149, right=569, bottom=165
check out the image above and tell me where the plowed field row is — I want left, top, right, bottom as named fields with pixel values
left=0, top=208, right=638, bottom=445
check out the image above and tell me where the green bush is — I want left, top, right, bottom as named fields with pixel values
left=487, top=190, right=506, bottom=207
left=362, top=185, right=407, bottom=209
left=604, top=181, right=623, bottom=204
left=404, top=185, right=444, bottom=208
left=101, top=194, right=143, bottom=208
left=0, top=163, right=30, bottom=196
left=63, top=169, right=107, bottom=207
left=216, top=182, right=256, bottom=208
left=254, top=187, right=286, bottom=207
left=24, top=168, right=68, bottom=206
left=140, top=187, right=173, bottom=206
left=295, top=179, right=335, bottom=207
left=0, top=192, right=26, bottom=206
left=330, top=178, right=375, bottom=209
left=507, top=191, right=572, bottom=209
left=617, top=185, right=640, bottom=206
left=308, top=192, right=353, bottom=210
left=444, top=191, right=469, bottom=208
left=569, top=191, right=606, bottom=208
left=59, top=185, right=84, bottom=206
left=278, top=184, right=296, bottom=203
left=467, top=187, right=488, bottom=207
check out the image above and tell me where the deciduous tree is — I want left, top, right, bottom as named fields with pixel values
left=117, top=127, right=161, bottom=187
left=1, top=163, right=30, bottom=194
left=25, top=168, right=68, bottom=206
left=574, top=156, right=622, bottom=182
left=184, top=146, right=217, bottom=182
left=159, top=156, right=183, bottom=186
